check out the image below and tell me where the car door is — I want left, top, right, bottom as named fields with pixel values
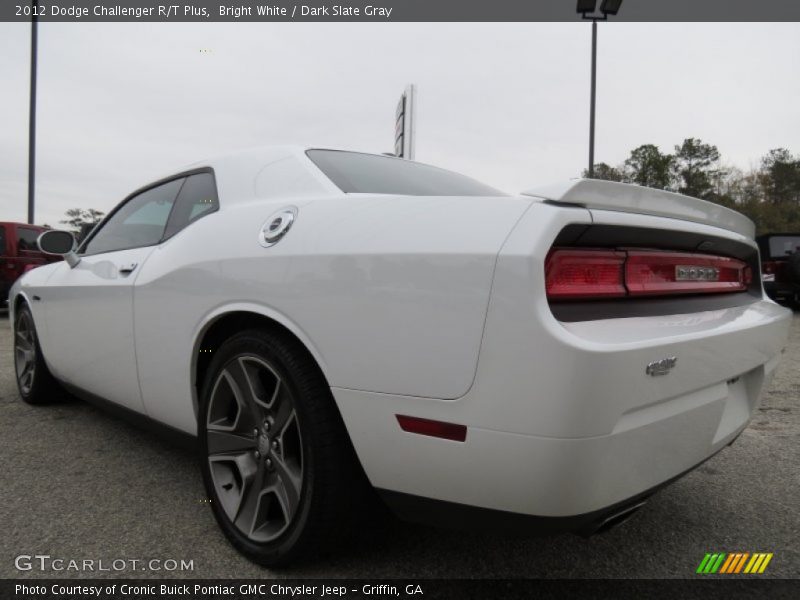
left=132, top=171, right=220, bottom=427
left=42, top=177, right=185, bottom=412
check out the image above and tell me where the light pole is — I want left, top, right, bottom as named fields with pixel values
left=28, top=0, right=39, bottom=224
left=577, top=0, right=622, bottom=179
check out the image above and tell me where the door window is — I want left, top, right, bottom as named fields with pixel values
left=163, top=172, right=219, bottom=239
left=83, top=178, right=184, bottom=255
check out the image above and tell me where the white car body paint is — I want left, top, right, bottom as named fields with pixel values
left=10, top=146, right=791, bottom=522
left=40, top=245, right=156, bottom=412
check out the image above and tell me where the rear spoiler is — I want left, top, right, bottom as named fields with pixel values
left=522, top=179, right=755, bottom=239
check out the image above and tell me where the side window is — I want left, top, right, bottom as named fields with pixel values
left=83, top=178, right=184, bottom=255
left=17, top=228, right=42, bottom=252
left=163, top=172, right=219, bottom=239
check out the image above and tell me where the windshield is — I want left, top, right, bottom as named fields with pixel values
left=307, top=149, right=506, bottom=197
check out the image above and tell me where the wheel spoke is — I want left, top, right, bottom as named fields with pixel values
left=207, top=430, right=257, bottom=455
left=207, top=369, right=258, bottom=433
left=271, top=392, right=295, bottom=433
left=224, top=361, right=264, bottom=428
left=15, top=348, right=28, bottom=369
left=233, top=460, right=266, bottom=534
left=20, top=359, right=33, bottom=377
left=238, top=357, right=282, bottom=411
left=20, top=369, right=34, bottom=390
left=269, top=453, right=302, bottom=521
left=15, top=330, right=32, bottom=352
left=208, top=451, right=259, bottom=522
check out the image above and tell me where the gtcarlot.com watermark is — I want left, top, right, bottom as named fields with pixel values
left=14, top=554, right=194, bottom=573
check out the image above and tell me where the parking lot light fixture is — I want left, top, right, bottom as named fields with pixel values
left=576, top=0, right=597, bottom=16
left=600, top=0, right=623, bottom=16
left=577, top=0, right=623, bottom=19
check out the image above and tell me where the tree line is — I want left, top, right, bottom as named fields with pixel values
left=583, top=138, right=800, bottom=235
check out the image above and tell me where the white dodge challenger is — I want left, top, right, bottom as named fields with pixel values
left=10, top=147, right=791, bottom=565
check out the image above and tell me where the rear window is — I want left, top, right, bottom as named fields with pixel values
left=767, top=236, right=800, bottom=258
left=306, top=150, right=506, bottom=197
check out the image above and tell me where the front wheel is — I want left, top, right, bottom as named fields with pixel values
left=198, top=329, right=364, bottom=566
left=14, top=304, right=62, bottom=404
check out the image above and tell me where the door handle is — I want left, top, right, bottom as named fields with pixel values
left=119, top=262, right=138, bottom=275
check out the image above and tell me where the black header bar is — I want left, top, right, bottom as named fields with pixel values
left=3, top=0, right=800, bottom=23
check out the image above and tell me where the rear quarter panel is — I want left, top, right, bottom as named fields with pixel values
left=133, top=194, right=532, bottom=433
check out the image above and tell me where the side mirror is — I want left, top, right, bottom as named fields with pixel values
left=37, top=230, right=81, bottom=268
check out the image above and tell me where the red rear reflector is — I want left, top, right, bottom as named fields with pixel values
left=625, top=251, right=748, bottom=296
left=396, top=415, right=467, bottom=442
left=545, top=249, right=626, bottom=299
left=546, top=248, right=750, bottom=300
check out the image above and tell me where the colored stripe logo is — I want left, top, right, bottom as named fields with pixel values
left=696, top=552, right=773, bottom=574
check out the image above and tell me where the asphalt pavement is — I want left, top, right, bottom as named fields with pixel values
left=0, top=312, right=798, bottom=579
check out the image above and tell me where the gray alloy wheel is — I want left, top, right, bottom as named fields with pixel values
left=13, top=304, right=62, bottom=405
left=206, top=355, right=304, bottom=543
left=14, top=309, right=37, bottom=396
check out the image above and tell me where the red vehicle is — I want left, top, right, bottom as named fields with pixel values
left=1, top=222, right=62, bottom=308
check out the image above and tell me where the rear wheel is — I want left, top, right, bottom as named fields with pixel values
left=14, top=304, right=62, bottom=404
left=199, top=328, right=363, bottom=566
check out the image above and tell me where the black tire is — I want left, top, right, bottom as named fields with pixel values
left=13, top=303, right=63, bottom=404
left=198, top=328, right=365, bottom=567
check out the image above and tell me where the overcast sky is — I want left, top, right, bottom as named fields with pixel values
left=1, top=22, right=799, bottom=226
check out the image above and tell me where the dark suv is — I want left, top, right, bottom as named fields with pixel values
left=756, top=233, right=800, bottom=308
left=0, top=222, right=61, bottom=308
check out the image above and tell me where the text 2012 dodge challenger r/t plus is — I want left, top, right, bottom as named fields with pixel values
left=10, top=147, right=790, bottom=565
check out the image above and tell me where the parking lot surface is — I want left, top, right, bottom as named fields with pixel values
left=0, top=312, right=798, bottom=579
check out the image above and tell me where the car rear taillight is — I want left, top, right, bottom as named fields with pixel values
left=545, top=249, right=626, bottom=299
left=546, top=248, right=750, bottom=300
left=626, top=251, right=750, bottom=296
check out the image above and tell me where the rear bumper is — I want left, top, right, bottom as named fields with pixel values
left=336, top=364, right=770, bottom=518
left=378, top=432, right=738, bottom=536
